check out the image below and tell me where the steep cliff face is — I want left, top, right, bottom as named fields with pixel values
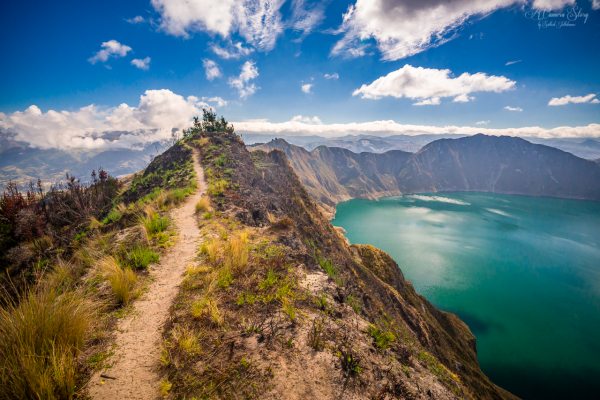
left=253, top=135, right=600, bottom=215
left=160, top=130, right=516, bottom=399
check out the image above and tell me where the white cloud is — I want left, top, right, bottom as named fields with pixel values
left=131, top=57, right=151, bottom=70
left=413, top=97, right=440, bottom=106
left=290, top=0, right=325, bottom=37
left=291, top=115, right=322, bottom=124
left=324, top=73, right=340, bottom=80
left=505, top=59, right=522, bottom=66
left=228, top=61, right=259, bottom=98
left=88, top=40, right=132, bottom=64
left=504, top=106, right=523, bottom=112
left=548, top=93, right=599, bottom=106
left=202, top=96, right=228, bottom=107
left=126, top=15, right=145, bottom=24
left=233, top=117, right=600, bottom=139
left=593, top=0, right=600, bottom=10
left=0, top=89, right=210, bottom=150
left=332, top=0, right=576, bottom=61
left=475, top=120, right=491, bottom=125
left=531, top=0, right=575, bottom=9
left=453, top=94, right=475, bottom=103
left=211, top=41, right=254, bottom=59
left=151, top=0, right=285, bottom=51
left=353, top=65, right=515, bottom=105
left=301, top=83, right=313, bottom=94
left=203, top=59, right=222, bottom=81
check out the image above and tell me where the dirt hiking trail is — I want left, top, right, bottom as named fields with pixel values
left=88, top=151, right=205, bottom=400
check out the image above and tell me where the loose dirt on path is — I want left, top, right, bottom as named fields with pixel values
left=88, top=151, right=206, bottom=400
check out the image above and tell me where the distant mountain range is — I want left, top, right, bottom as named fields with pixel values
left=252, top=134, right=600, bottom=214
left=0, top=131, right=170, bottom=188
left=243, top=133, right=600, bottom=160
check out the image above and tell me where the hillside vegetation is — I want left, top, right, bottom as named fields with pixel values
left=157, top=116, right=515, bottom=399
left=0, top=112, right=516, bottom=399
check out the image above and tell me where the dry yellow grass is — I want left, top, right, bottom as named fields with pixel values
left=0, top=288, right=95, bottom=400
left=195, top=196, right=211, bottom=214
left=224, top=232, right=249, bottom=272
left=200, top=238, right=220, bottom=265
left=100, top=257, right=138, bottom=305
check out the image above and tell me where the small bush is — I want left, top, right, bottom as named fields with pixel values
left=102, top=205, right=124, bottom=225
left=340, top=348, right=362, bottom=377
left=195, top=197, right=211, bottom=214
left=124, top=245, right=159, bottom=270
left=0, top=288, right=94, bottom=400
left=200, top=239, right=220, bottom=265
left=100, top=257, right=137, bottom=305
left=159, top=378, right=172, bottom=397
left=308, top=318, right=325, bottom=351
left=208, top=179, right=229, bottom=197
left=259, top=269, right=278, bottom=290
left=140, top=207, right=169, bottom=237
left=319, top=258, right=337, bottom=278
left=367, top=325, right=396, bottom=350
left=191, top=297, right=223, bottom=326
left=174, top=326, right=202, bottom=356
left=167, top=187, right=194, bottom=205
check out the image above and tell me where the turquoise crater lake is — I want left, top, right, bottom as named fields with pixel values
left=333, top=193, right=600, bottom=399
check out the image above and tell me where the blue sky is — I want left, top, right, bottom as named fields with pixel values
left=1, top=0, right=599, bottom=149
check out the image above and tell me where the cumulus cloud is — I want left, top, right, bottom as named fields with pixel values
left=0, top=90, right=214, bottom=150
left=291, top=115, right=322, bottom=124
left=324, top=73, right=339, bottom=80
left=211, top=41, right=254, bottom=59
left=151, top=0, right=284, bottom=51
left=475, top=120, right=491, bottom=125
left=548, top=93, right=599, bottom=106
left=353, top=65, right=515, bottom=105
left=203, top=59, right=222, bottom=81
left=504, top=106, right=523, bottom=112
left=531, top=0, right=575, bottom=9
left=131, top=57, right=151, bottom=70
left=233, top=117, right=600, bottom=139
left=202, top=96, right=228, bottom=107
left=301, top=83, right=313, bottom=93
left=453, top=94, right=475, bottom=103
left=332, top=0, right=576, bottom=61
left=88, top=40, right=132, bottom=64
left=228, top=61, right=259, bottom=98
left=413, top=97, right=440, bottom=106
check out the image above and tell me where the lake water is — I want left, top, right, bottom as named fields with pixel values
left=333, top=193, right=600, bottom=399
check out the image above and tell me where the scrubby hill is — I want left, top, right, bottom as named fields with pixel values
left=156, top=123, right=515, bottom=399
left=254, top=135, right=600, bottom=215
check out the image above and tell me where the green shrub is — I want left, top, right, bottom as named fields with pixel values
left=367, top=324, right=396, bottom=350
left=102, top=208, right=123, bottom=225
left=208, top=179, right=229, bottom=197
left=124, top=245, right=159, bottom=270
left=140, top=209, right=169, bottom=236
